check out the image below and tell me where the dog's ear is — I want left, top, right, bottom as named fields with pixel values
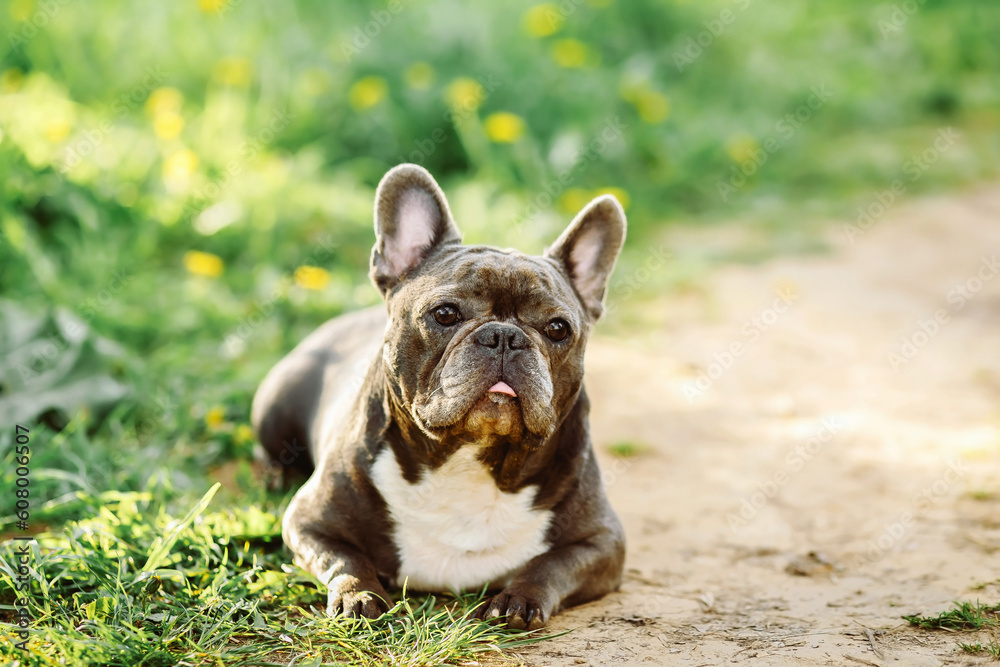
left=545, top=195, right=627, bottom=320
left=370, top=164, right=462, bottom=294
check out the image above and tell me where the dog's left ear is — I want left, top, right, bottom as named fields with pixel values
left=545, top=195, right=627, bottom=320
left=370, top=164, right=462, bottom=294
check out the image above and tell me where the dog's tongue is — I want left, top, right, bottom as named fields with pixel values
left=488, top=381, right=517, bottom=397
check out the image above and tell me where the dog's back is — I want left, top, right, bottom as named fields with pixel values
left=251, top=306, right=386, bottom=479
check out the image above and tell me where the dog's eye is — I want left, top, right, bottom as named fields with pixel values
left=432, top=305, right=462, bottom=327
left=544, top=319, right=570, bottom=341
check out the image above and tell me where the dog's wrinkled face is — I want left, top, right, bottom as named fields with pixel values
left=369, top=165, right=626, bottom=450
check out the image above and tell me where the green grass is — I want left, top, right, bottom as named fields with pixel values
left=0, top=484, right=558, bottom=666
left=903, top=601, right=1000, bottom=631
left=3, top=1, right=1000, bottom=663
left=605, top=440, right=650, bottom=458
left=959, top=637, right=1000, bottom=660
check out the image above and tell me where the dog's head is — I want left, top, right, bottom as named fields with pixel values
left=370, top=164, right=625, bottom=450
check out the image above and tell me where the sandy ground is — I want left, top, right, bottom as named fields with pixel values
left=519, top=186, right=1000, bottom=666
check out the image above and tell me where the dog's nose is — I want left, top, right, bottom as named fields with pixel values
left=474, top=322, right=527, bottom=351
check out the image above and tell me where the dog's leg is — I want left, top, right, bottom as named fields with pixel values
left=477, top=524, right=625, bottom=630
left=283, top=487, right=392, bottom=618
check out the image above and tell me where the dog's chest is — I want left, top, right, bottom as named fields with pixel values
left=370, top=447, right=552, bottom=591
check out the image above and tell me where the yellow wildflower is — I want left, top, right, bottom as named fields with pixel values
left=557, top=188, right=593, bottom=215
left=445, top=78, right=484, bottom=111
left=594, top=187, right=630, bottom=210
left=163, top=148, right=198, bottom=182
left=0, top=68, right=23, bottom=93
left=9, top=0, right=34, bottom=22
left=348, top=76, right=388, bottom=111
left=198, top=0, right=228, bottom=13
left=146, top=87, right=183, bottom=117
left=726, top=134, right=760, bottom=164
left=205, top=405, right=226, bottom=429
left=153, top=112, right=184, bottom=139
left=234, top=424, right=255, bottom=445
left=294, top=265, right=330, bottom=290
left=44, top=119, right=72, bottom=143
left=484, top=112, right=525, bottom=143
left=550, top=39, right=590, bottom=68
left=213, top=57, right=252, bottom=87
left=523, top=4, right=562, bottom=37
left=636, top=91, right=670, bottom=124
left=404, top=62, right=435, bottom=90
left=183, top=250, right=224, bottom=278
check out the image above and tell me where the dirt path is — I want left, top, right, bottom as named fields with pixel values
left=520, top=187, right=1000, bottom=666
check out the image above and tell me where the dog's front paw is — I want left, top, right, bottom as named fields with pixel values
left=476, top=586, right=550, bottom=630
left=326, top=575, right=391, bottom=619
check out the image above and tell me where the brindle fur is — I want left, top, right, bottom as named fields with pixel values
left=252, top=164, right=626, bottom=630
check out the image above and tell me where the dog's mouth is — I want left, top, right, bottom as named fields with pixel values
left=463, top=381, right=524, bottom=438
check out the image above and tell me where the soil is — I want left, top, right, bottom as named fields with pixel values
left=518, top=186, right=1000, bottom=666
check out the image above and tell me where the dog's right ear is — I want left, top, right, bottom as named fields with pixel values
left=370, top=164, right=462, bottom=295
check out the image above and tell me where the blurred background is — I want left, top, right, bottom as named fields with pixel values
left=1, top=0, right=999, bottom=516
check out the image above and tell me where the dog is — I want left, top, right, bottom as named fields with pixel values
left=251, top=163, right=626, bottom=630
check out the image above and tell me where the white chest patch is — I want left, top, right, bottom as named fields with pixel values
left=370, top=446, right=553, bottom=592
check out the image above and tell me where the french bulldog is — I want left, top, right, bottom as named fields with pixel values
left=251, top=163, right=626, bottom=630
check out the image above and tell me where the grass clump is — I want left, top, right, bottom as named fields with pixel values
left=959, top=637, right=1000, bottom=659
left=903, top=600, right=1000, bottom=631
left=0, top=484, right=558, bottom=666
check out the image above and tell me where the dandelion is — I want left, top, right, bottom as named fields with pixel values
left=198, top=0, right=228, bottom=13
left=163, top=148, right=198, bottom=182
left=594, top=187, right=630, bottom=210
left=445, top=78, right=484, bottom=111
left=9, top=0, right=34, bottom=22
left=184, top=250, right=224, bottom=278
left=44, top=118, right=72, bottom=143
left=523, top=4, right=562, bottom=37
left=205, top=405, right=226, bottom=429
left=404, top=62, right=435, bottom=90
left=153, top=112, right=184, bottom=139
left=0, top=68, right=23, bottom=93
left=558, top=188, right=593, bottom=215
left=234, top=424, right=255, bottom=445
left=212, top=57, right=252, bottom=87
left=635, top=91, right=670, bottom=124
left=550, top=39, right=591, bottom=68
left=348, top=76, right=388, bottom=111
left=726, top=134, right=760, bottom=164
left=294, top=265, right=330, bottom=290
left=146, top=87, right=183, bottom=117
left=484, top=112, right=525, bottom=143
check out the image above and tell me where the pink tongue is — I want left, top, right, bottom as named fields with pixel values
left=488, top=381, right=517, bottom=397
